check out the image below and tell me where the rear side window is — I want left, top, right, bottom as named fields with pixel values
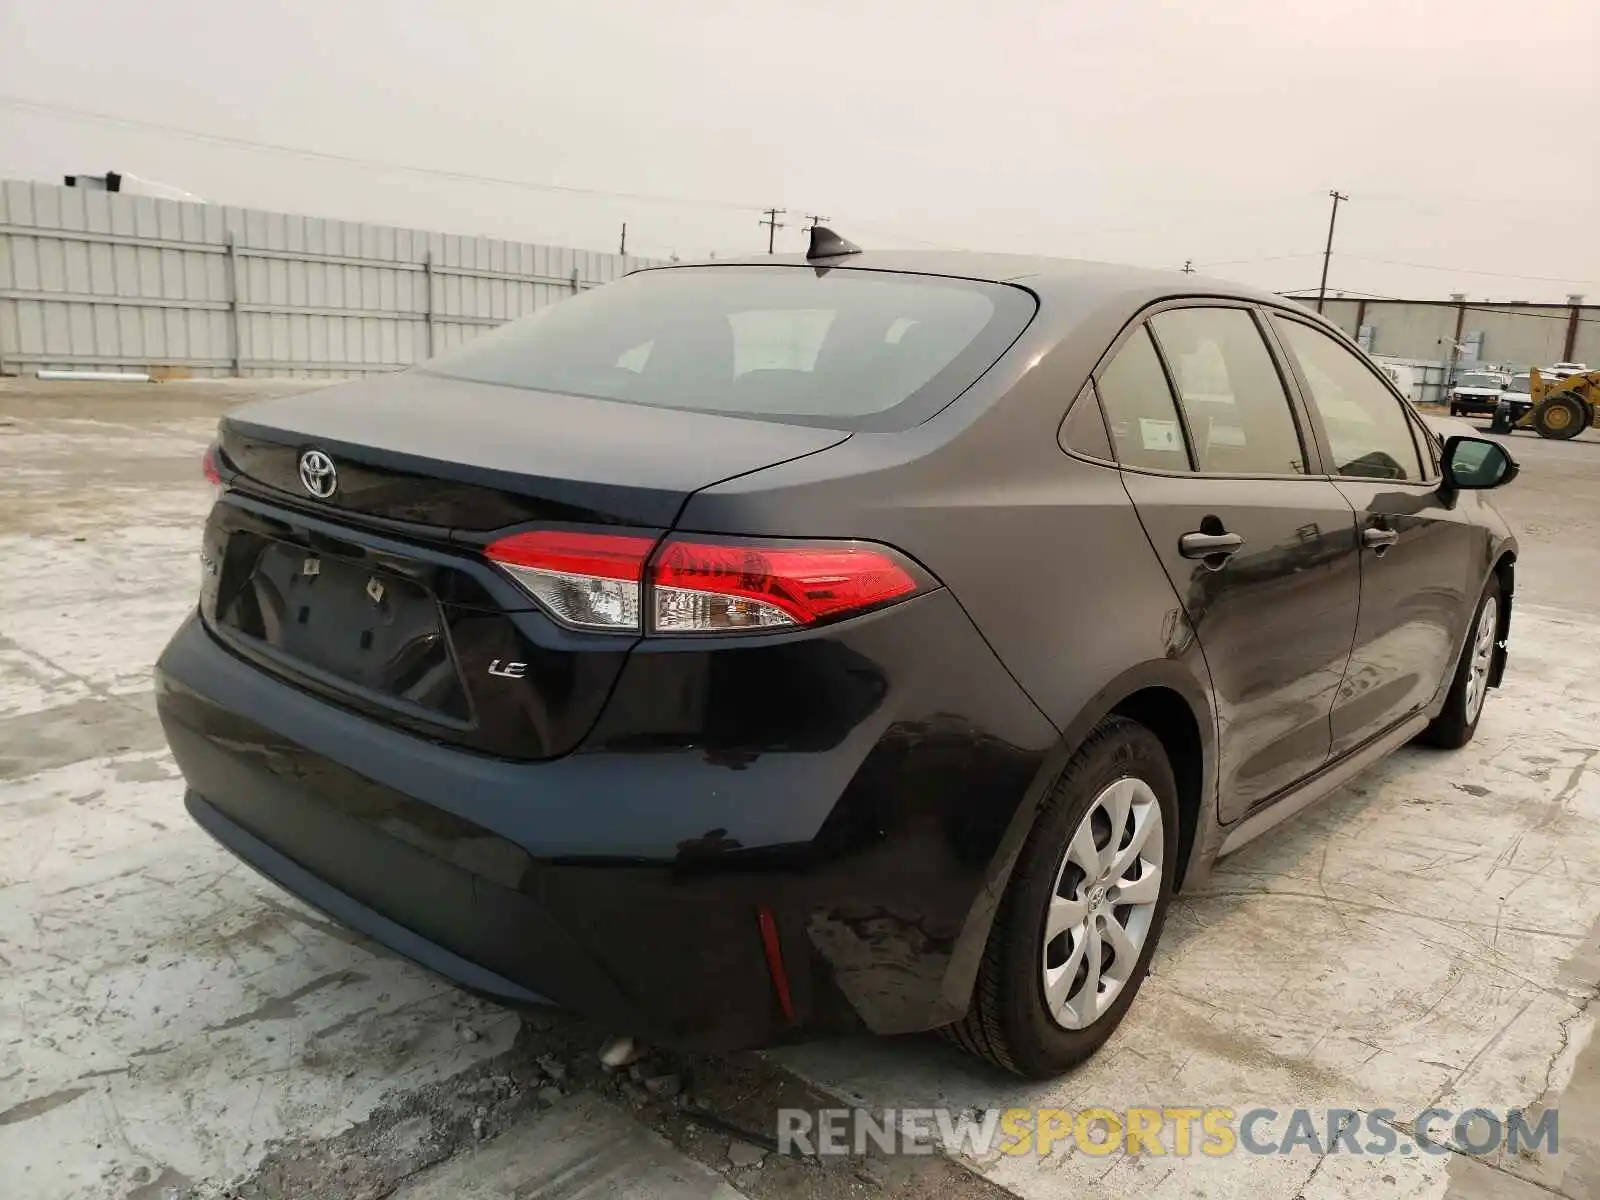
left=1272, top=318, right=1424, bottom=481
left=1095, top=327, right=1191, bottom=472
left=423, top=265, right=1036, bottom=431
left=1059, top=382, right=1114, bottom=460
left=1149, top=307, right=1307, bottom=475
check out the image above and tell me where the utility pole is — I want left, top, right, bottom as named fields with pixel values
left=759, top=208, right=786, bottom=254
left=619, top=223, right=627, bottom=255
left=801, top=214, right=831, bottom=234
left=1443, top=293, right=1467, bottom=402
left=1316, top=190, right=1348, bottom=313
left=1181, top=260, right=1195, bottom=274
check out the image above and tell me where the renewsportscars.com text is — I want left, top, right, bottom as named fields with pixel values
left=776, top=1106, right=1558, bottom=1158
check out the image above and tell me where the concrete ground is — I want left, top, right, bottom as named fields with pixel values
left=1, top=379, right=1598, bottom=1200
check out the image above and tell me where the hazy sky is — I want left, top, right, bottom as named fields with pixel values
left=2, top=0, right=1596, bottom=300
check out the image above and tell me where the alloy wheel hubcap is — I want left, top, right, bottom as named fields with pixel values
left=1041, top=776, right=1164, bottom=1030
left=1464, top=596, right=1498, bottom=724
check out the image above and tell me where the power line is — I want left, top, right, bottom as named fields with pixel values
left=1338, top=254, right=1597, bottom=287
left=1191, top=250, right=1595, bottom=286
left=818, top=217, right=962, bottom=249
left=819, top=203, right=1317, bottom=253
left=1281, top=286, right=1598, bottom=323
left=1282, top=285, right=1402, bottom=299
left=1192, top=252, right=1324, bottom=268
left=7, top=92, right=963, bottom=254
left=12, top=93, right=1596, bottom=291
left=0, top=93, right=767, bottom=215
left=3, top=94, right=984, bottom=256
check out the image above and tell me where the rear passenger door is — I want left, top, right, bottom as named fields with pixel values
left=1094, top=304, right=1361, bottom=822
left=1269, top=314, right=1483, bottom=755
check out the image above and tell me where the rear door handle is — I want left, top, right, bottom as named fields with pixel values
left=1179, top=531, right=1245, bottom=560
left=1362, top=526, right=1399, bottom=552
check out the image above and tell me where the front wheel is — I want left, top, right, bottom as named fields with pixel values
left=1534, top=394, right=1586, bottom=440
left=944, top=716, right=1178, bottom=1078
left=1419, top=578, right=1502, bottom=749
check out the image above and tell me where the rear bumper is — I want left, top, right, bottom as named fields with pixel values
left=157, top=594, right=1056, bottom=1050
left=184, top=789, right=554, bottom=1006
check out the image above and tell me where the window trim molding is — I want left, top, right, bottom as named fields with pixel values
left=1094, top=324, right=1198, bottom=473
left=1056, top=378, right=1120, bottom=467
left=1089, top=297, right=1339, bottom=483
left=1146, top=302, right=1317, bottom=479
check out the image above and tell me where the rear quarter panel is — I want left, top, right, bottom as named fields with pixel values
left=678, top=303, right=1219, bottom=885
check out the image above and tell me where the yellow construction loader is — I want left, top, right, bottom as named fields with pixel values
left=1491, top=366, right=1600, bottom=439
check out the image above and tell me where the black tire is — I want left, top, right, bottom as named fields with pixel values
left=1449, top=404, right=1461, bottom=417
left=1488, top=412, right=1511, bottom=434
left=1419, top=576, right=1503, bottom=749
left=1533, top=394, right=1586, bottom=440
left=943, top=716, right=1179, bottom=1078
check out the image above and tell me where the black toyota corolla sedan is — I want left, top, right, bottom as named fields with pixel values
left=157, top=231, right=1518, bottom=1078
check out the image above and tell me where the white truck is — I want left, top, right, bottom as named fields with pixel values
left=1448, top=370, right=1510, bottom=418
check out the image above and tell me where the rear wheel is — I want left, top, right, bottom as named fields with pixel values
left=1533, top=394, right=1586, bottom=440
left=1419, top=577, right=1501, bottom=749
left=944, top=716, right=1178, bottom=1078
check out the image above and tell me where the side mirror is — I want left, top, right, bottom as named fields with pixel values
left=1443, top=435, right=1519, bottom=490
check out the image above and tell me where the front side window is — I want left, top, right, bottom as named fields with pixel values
left=1148, top=307, right=1306, bottom=475
left=1095, top=327, right=1191, bottom=472
left=424, top=265, right=1035, bottom=430
left=1273, top=318, right=1424, bottom=482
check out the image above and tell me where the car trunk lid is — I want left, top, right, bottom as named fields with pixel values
left=204, top=371, right=850, bottom=759
left=218, top=371, right=849, bottom=531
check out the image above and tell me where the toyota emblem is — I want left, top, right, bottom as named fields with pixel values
left=298, top=449, right=338, bottom=499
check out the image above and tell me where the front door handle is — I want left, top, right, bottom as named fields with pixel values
left=1362, top=525, right=1399, bottom=553
left=1179, top=531, right=1245, bottom=560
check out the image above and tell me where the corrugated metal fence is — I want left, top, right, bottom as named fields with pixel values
left=0, top=180, right=660, bottom=378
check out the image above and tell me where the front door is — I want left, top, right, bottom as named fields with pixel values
left=1270, top=315, right=1482, bottom=753
left=1092, top=307, right=1361, bottom=822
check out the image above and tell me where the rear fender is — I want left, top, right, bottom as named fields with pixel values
left=938, top=656, right=1217, bottom=1019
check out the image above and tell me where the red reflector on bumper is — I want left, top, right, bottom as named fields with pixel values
left=757, top=905, right=797, bottom=1024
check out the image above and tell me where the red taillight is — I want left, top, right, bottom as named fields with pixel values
left=201, top=443, right=222, bottom=488
left=485, top=531, right=654, bottom=631
left=484, top=530, right=924, bottom=634
left=652, top=538, right=920, bottom=632
left=487, top=530, right=653, bottom=582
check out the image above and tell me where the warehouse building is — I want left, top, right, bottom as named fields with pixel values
left=1300, top=292, right=1595, bottom=404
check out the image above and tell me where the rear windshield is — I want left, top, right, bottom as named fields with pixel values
left=423, top=265, right=1036, bottom=430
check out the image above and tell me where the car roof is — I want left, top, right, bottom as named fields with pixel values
left=648, top=249, right=1297, bottom=312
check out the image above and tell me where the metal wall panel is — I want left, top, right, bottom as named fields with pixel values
left=1312, top=296, right=1595, bottom=375
left=0, top=180, right=660, bottom=377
